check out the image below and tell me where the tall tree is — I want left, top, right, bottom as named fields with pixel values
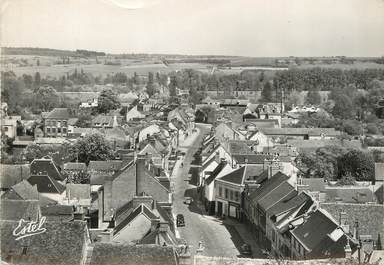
left=146, top=72, right=155, bottom=97
left=332, top=94, right=355, bottom=119
left=306, top=89, right=322, bottom=105
left=261, top=82, right=273, bottom=102
left=97, top=89, right=120, bottom=114
left=34, top=86, right=59, bottom=112
left=69, top=133, right=114, bottom=165
left=34, top=72, right=41, bottom=88
left=337, top=149, right=375, bottom=182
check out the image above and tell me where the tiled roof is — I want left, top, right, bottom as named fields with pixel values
left=27, top=175, right=66, bottom=194
left=90, top=243, right=177, bottom=265
left=261, top=127, right=340, bottom=136
left=2, top=180, right=39, bottom=200
left=1, top=220, right=88, bottom=265
left=45, top=108, right=69, bottom=120
left=324, top=186, right=376, bottom=203
left=200, top=155, right=218, bottom=173
left=206, top=161, right=227, bottom=185
left=67, top=117, right=78, bottom=126
left=30, top=158, right=64, bottom=181
left=41, top=205, right=74, bottom=216
left=258, top=181, right=297, bottom=211
left=291, top=209, right=342, bottom=252
left=228, top=141, right=254, bottom=154
left=232, top=154, right=268, bottom=164
left=63, top=162, right=87, bottom=171
left=219, top=165, right=265, bottom=185
left=320, top=202, right=384, bottom=247
left=88, top=160, right=123, bottom=171
left=1, top=199, right=40, bottom=221
left=287, top=139, right=362, bottom=153
left=249, top=172, right=290, bottom=201
left=0, top=164, right=30, bottom=189
left=114, top=204, right=157, bottom=235
left=139, top=143, right=160, bottom=156
left=92, top=115, right=116, bottom=127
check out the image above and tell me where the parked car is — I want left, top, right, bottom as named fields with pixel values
left=176, top=214, right=185, bottom=227
left=184, top=197, right=193, bottom=205
left=240, top=243, right=252, bottom=256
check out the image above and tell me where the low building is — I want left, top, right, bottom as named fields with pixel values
left=43, top=108, right=70, bottom=137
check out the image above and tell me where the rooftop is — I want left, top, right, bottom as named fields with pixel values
left=45, top=108, right=69, bottom=120
left=90, top=243, right=177, bottom=265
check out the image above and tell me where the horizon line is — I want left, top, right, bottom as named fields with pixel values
left=2, top=46, right=383, bottom=59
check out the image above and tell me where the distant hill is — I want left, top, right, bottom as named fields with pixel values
left=2, top=47, right=106, bottom=57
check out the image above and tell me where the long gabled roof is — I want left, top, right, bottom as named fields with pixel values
left=268, top=192, right=312, bottom=217
left=205, top=161, right=227, bottom=185
left=0, top=164, right=30, bottom=189
left=114, top=204, right=158, bottom=235
left=1, top=199, right=40, bottom=221
left=258, top=181, right=297, bottom=211
left=90, top=243, right=178, bottom=265
left=5, top=180, right=39, bottom=200
left=30, top=157, right=64, bottom=181
left=249, top=172, right=289, bottom=202
left=1, top=220, right=88, bottom=265
left=291, top=209, right=342, bottom=252
left=232, top=154, right=269, bottom=164
left=88, top=160, right=124, bottom=172
left=219, top=165, right=265, bottom=185
left=27, top=175, right=65, bottom=194
left=45, top=108, right=69, bottom=120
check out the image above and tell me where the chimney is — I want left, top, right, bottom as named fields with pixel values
left=339, top=212, right=350, bottom=234
left=244, top=181, right=261, bottom=194
left=151, top=219, right=160, bottom=232
left=136, top=154, right=147, bottom=196
left=263, top=157, right=282, bottom=179
left=344, top=240, right=352, bottom=259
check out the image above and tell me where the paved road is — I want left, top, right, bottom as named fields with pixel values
left=172, top=123, right=242, bottom=257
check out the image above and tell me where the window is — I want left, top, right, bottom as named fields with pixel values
left=52, top=128, right=56, bottom=133
left=22, top=246, right=28, bottom=255
left=4, top=127, right=8, bottom=132
left=225, top=189, right=228, bottom=199
left=62, top=128, right=67, bottom=133
left=58, top=128, right=61, bottom=133
left=219, top=187, right=222, bottom=197
left=47, top=128, right=51, bottom=133
left=230, top=190, right=233, bottom=201
left=235, top=191, right=239, bottom=202
left=62, top=121, right=67, bottom=126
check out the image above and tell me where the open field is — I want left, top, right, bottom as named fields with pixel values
left=1, top=60, right=214, bottom=78
left=295, top=62, right=384, bottom=69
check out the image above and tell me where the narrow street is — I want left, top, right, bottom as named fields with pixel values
left=171, top=123, right=253, bottom=257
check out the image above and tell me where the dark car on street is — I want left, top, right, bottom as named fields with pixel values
left=176, top=214, right=185, bottom=227
left=240, top=243, right=252, bottom=256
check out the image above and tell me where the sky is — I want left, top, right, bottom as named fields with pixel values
left=1, top=0, right=384, bottom=57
